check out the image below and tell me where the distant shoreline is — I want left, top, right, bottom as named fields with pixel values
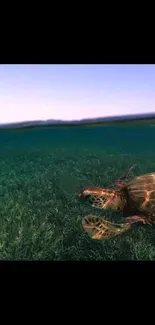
left=0, top=112, right=155, bottom=130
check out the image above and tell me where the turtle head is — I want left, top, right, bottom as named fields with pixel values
left=79, top=187, right=122, bottom=210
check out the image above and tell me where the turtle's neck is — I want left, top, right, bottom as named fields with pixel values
left=117, top=190, right=127, bottom=211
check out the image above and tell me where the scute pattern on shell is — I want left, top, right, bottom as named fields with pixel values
left=126, top=173, right=155, bottom=212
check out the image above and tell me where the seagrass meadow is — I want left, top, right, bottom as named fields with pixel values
left=1, top=122, right=155, bottom=260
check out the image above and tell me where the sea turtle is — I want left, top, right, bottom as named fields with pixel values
left=79, top=165, right=155, bottom=240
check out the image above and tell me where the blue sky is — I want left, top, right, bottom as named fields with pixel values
left=0, top=64, right=155, bottom=123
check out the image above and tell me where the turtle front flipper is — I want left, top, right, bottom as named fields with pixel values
left=82, top=215, right=131, bottom=240
left=120, top=164, right=136, bottom=180
left=110, top=164, right=136, bottom=189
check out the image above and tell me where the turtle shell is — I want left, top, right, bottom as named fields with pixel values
left=125, top=172, right=155, bottom=212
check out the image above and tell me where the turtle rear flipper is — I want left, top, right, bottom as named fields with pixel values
left=82, top=215, right=131, bottom=240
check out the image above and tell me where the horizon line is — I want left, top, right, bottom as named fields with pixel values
left=0, top=112, right=155, bottom=126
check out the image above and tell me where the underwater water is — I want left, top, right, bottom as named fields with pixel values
left=0, top=124, right=155, bottom=260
